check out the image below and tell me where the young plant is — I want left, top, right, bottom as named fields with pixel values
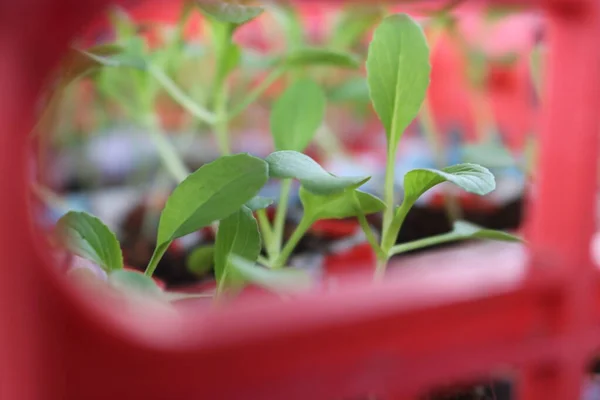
left=56, top=12, right=522, bottom=301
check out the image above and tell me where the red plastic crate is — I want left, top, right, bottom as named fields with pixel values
left=1, top=0, right=600, bottom=399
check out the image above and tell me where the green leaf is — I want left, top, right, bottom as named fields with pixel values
left=56, top=211, right=123, bottom=273
left=195, top=0, right=263, bottom=25
left=452, top=221, right=523, bottom=242
left=108, top=270, right=162, bottom=297
left=214, top=207, right=261, bottom=287
left=366, top=14, right=431, bottom=153
left=186, top=246, right=215, bottom=276
left=245, top=196, right=274, bottom=211
left=266, top=151, right=369, bottom=195
left=277, top=47, right=360, bottom=69
left=270, top=79, right=326, bottom=152
left=300, top=187, right=385, bottom=221
left=148, top=154, right=268, bottom=274
left=229, top=255, right=312, bottom=293
left=403, top=164, right=495, bottom=204
left=461, top=140, right=516, bottom=169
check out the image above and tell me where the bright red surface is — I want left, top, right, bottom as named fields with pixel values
left=1, top=1, right=600, bottom=399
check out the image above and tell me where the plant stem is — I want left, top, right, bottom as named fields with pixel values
left=228, top=68, right=284, bottom=121
left=213, top=81, right=231, bottom=155
left=272, top=215, right=312, bottom=269
left=388, top=231, right=458, bottom=256
left=356, top=210, right=385, bottom=260
left=381, top=147, right=397, bottom=239
left=381, top=200, right=412, bottom=256
left=256, top=208, right=275, bottom=259
left=141, top=113, right=189, bottom=183
left=272, top=179, right=292, bottom=254
left=352, top=191, right=385, bottom=260
left=148, top=64, right=217, bottom=125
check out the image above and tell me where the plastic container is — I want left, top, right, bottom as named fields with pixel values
left=1, top=0, right=600, bottom=399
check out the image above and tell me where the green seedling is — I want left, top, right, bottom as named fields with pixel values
left=56, top=11, right=522, bottom=301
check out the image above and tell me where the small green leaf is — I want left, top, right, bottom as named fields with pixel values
left=366, top=14, right=430, bottom=154
left=186, top=246, right=215, bottom=276
left=277, top=47, right=360, bottom=69
left=56, top=211, right=123, bottom=273
left=245, top=196, right=274, bottom=211
left=214, top=207, right=261, bottom=287
left=108, top=270, right=162, bottom=297
left=229, top=255, right=312, bottom=293
left=266, top=151, right=369, bottom=195
left=300, top=187, right=385, bottom=221
left=196, top=0, right=263, bottom=25
left=270, top=79, right=326, bottom=152
left=403, top=164, right=495, bottom=204
left=452, top=221, right=523, bottom=242
left=148, top=154, right=268, bottom=274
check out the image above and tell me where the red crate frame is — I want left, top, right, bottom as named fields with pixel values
left=1, top=0, right=599, bottom=399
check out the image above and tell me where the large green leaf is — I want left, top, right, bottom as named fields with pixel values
left=300, top=187, right=385, bottom=221
left=229, top=255, right=312, bottom=293
left=195, top=0, right=263, bottom=25
left=277, top=47, right=360, bottom=69
left=147, top=154, right=268, bottom=274
left=214, top=207, right=261, bottom=287
left=266, top=151, right=368, bottom=195
left=403, top=164, right=495, bottom=204
left=56, top=211, right=123, bottom=273
left=270, top=79, right=326, bottom=152
left=366, top=14, right=430, bottom=153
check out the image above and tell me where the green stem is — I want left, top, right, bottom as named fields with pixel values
left=351, top=191, right=385, bottom=260
left=388, top=231, right=458, bottom=256
left=382, top=147, right=397, bottom=236
left=148, top=64, right=216, bottom=125
left=273, top=215, right=312, bottom=269
left=141, top=113, right=189, bottom=183
left=272, top=179, right=292, bottom=254
left=213, top=81, right=231, bottom=155
left=257, top=208, right=275, bottom=259
left=381, top=200, right=412, bottom=256
left=227, top=68, right=284, bottom=121
left=357, top=211, right=385, bottom=260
